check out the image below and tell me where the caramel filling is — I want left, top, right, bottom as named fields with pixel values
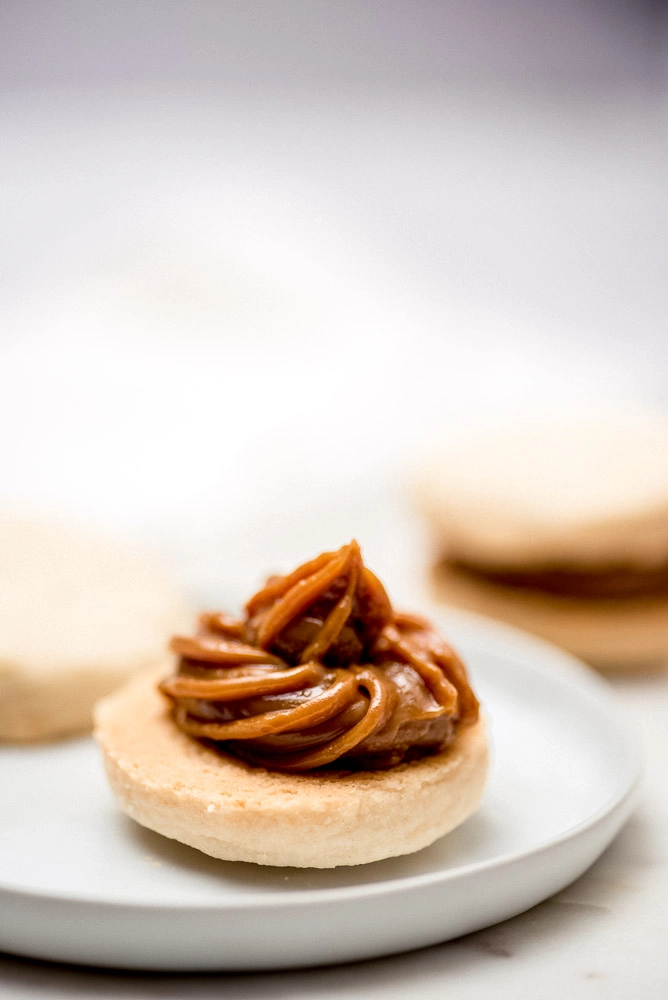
left=160, top=541, right=479, bottom=772
left=442, top=556, right=668, bottom=600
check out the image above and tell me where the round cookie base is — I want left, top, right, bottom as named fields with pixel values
left=94, top=671, right=489, bottom=869
left=0, top=516, right=191, bottom=742
left=0, top=657, right=172, bottom=743
left=431, top=562, right=668, bottom=672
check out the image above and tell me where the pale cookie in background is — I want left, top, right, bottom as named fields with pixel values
left=95, top=670, right=488, bottom=868
left=0, top=517, right=191, bottom=741
left=415, top=408, right=668, bottom=671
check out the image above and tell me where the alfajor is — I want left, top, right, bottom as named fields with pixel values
left=416, top=408, right=668, bottom=670
left=0, top=516, right=190, bottom=741
left=95, top=542, right=487, bottom=867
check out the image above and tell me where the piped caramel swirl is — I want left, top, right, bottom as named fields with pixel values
left=160, top=541, right=479, bottom=772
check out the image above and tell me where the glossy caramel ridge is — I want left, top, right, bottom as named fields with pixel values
left=160, top=541, right=479, bottom=772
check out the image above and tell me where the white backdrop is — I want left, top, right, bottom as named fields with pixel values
left=1, top=3, right=666, bottom=601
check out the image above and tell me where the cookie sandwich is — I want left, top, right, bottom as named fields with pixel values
left=95, top=541, right=487, bottom=868
left=417, top=409, right=668, bottom=670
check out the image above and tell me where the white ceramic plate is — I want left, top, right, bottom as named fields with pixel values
left=0, top=610, right=641, bottom=971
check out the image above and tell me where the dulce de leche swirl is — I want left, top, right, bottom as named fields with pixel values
left=159, top=541, right=479, bottom=772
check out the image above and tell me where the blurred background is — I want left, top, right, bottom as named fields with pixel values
left=1, top=0, right=667, bottom=604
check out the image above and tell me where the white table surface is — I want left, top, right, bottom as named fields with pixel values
left=1, top=84, right=667, bottom=996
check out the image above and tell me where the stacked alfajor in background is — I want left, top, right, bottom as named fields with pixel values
left=416, top=409, right=668, bottom=671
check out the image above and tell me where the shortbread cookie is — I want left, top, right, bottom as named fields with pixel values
left=96, top=669, right=488, bottom=868
left=0, top=517, right=190, bottom=741
left=95, top=542, right=487, bottom=866
left=416, top=408, right=668, bottom=669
